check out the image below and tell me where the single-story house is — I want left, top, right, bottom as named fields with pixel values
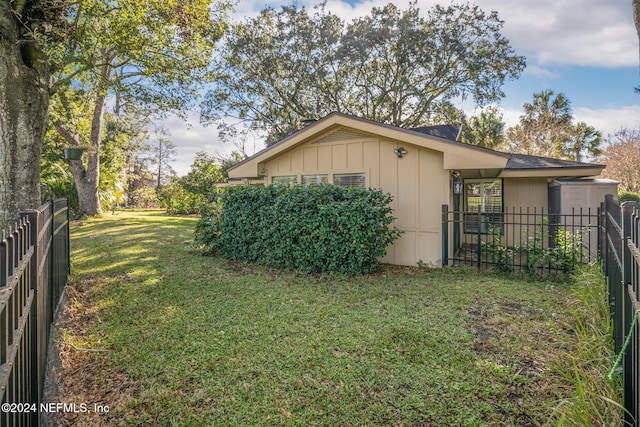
left=225, top=112, right=616, bottom=267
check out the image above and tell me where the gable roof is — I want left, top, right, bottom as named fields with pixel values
left=227, top=112, right=604, bottom=179
left=228, top=112, right=508, bottom=178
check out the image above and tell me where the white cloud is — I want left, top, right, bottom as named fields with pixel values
left=573, top=105, right=640, bottom=136
left=159, top=116, right=227, bottom=176
left=233, top=0, right=637, bottom=69
left=496, top=104, right=640, bottom=137
left=160, top=115, right=268, bottom=176
left=476, top=0, right=637, bottom=68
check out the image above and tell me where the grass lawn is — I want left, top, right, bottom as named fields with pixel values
left=53, top=211, right=583, bottom=426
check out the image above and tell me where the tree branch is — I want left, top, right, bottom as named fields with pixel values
left=53, top=120, right=81, bottom=146
left=13, top=0, right=28, bottom=15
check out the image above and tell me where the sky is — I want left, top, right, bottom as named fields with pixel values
left=167, top=0, right=640, bottom=175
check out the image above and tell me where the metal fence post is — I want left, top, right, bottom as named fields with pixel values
left=477, top=213, right=482, bottom=271
left=622, top=202, right=640, bottom=425
left=442, top=205, right=448, bottom=267
left=22, top=210, right=40, bottom=427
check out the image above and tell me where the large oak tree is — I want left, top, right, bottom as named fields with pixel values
left=51, top=0, right=230, bottom=216
left=203, top=2, right=525, bottom=145
left=0, top=1, right=67, bottom=229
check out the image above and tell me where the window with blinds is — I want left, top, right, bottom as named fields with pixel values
left=302, top=174, right=328, bottom=185
left=272, top=175, right=297, bottom=185
left=463, top=179, right=503, bottom=233
left=333, top=173, right=366, bottom=188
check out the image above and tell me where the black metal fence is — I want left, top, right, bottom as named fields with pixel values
left=0, top=199, right=70, bottom=427
left=442, top=205, right=598, bottom=274
left=600, top=194, right=640, bottom=425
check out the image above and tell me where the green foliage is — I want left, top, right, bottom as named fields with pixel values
left=193, top=193, right=223, bottom=255
left=619, top=191, right=640, bottom=203
left=195, top=184, right=402, bottom=274
left=40, top=132, right=79, bottom=211
left=481, top=224, right=514, bottom=273
left=204, top=2, right=525, bottom=144
left=129, top=187, right=160, bottom=209
left=482, top=221, right=589, bottom=274
left=159, top=181, right=204, bottom=215
left=47, top=0, right=231, bottom=215
left=99, top=116, right=135, bottom=210
left=462, top=106, right=506, bottom=150
left=518, top=225, right=548, bottom=274
left=157, top=151, right=229, bottom=216
left=505, top=90, right=601, bottom=161
left=549, top=227, right=589, bottom=271
left=181, top=151, right=224, bottom=195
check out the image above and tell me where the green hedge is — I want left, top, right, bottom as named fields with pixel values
left=619, top=191, right=640, bottom=203
left=194, top=184, right=402, bottom=275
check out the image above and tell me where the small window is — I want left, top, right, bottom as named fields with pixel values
left=272, top=176, right=297, bottom=185
left=464, top=179, right=503, bottom=233
left=302, top=175, right=328, bottom=185
left=334, top=173, right=366, bottom=187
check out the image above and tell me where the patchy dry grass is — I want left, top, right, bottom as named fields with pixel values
left=48, top=211, right=610, bottom=426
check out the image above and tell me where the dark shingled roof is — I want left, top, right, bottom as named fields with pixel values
left=409, top=124, right=461, bottom=141
left=506, top=153, right=604, bottom=170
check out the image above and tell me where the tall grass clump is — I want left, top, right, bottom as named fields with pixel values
left=549, top=263, right=625, bottom=425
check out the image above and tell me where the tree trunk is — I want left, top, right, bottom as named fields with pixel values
left=54, top=63, right=110, bottom=216
left=80, top=88, right=107, bottom=216
left=53, top=91, right=106, bottom=217
left=0, top=4, right=49, bottom=230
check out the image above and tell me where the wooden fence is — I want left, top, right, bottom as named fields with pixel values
left=599, top=194, right=640, bottom=425
left=0, top=199, right=70, bottom=427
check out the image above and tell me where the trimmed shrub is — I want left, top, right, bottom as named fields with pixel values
left=194, top=184, right=402, bottom=275
left=193, top=195, right=223, bottom=255
left=619, top=191, right=640, bottom=203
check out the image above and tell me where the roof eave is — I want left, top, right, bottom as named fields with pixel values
left=228, top=112, right=509, bottom=178
left=499, top=166, right=605, bottom=178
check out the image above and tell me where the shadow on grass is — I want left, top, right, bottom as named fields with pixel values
left=58, top=211, right=580, bottom=426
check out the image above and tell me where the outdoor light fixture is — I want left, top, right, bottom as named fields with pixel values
left=452, top=172, right=463, bottom=195
left=393, top=147, right=408, bottom=158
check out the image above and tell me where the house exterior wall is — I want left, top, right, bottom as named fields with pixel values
left=502, top=177, right=549, bottom=247
left=503, top=178, right=548, bottom=212
left=261, top=130, right=450, bottom=267
left=460, top=177, right=549, bottom=248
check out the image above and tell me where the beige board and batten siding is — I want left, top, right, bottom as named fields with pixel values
left=262, top=129, right=448, bottom=267
left=503, top=178, right=548, bottom=211
left=499, top=177, right=549, bottom=247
